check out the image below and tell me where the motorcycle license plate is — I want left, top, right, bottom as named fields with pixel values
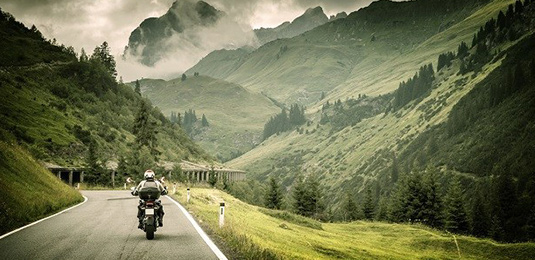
left=145, top=208, right=155, bottom=215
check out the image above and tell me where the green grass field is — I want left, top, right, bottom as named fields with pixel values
left=172, top=187, right=535, bottom=260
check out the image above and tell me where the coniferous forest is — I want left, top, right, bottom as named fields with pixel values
left=231, top=0, right=535, bottom=243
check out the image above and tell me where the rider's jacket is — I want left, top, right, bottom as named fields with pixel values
left=133, top=180, right=167, bottom=195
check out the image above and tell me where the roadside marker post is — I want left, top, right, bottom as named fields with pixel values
left=173, top=183, right=177, bottom=194
left=187, top=188, right=191, bottom=203
left=219, top=202, right=225, bottom=228
left=124, top=183, right=126, bottom=190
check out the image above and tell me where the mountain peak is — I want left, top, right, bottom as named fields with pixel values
left=254, top=6, right=328, bottom=44
left=125, top=0, right=224, bottom=66
left=304, top=6, right=325, bottom=15
left=330, top=12, right=348, bottom=21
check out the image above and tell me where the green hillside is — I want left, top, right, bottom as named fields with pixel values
left=230, top=0, right=517, bottom=191
left=328, top=0, right=517, bottom=103
left=0, top=139, right=83, bottom=235
left=173, top=187, right=535, bottom=259
left=135, top=76, right=280, bottom=161
left=0, top=9, right=210, bottom=178
left=189, top=0, right=489, bottom=106
left=185, top=47, right=253, bottom=79
left=228, top=0, right=535, bottom=242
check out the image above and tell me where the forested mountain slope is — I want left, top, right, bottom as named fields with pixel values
left=134, top=75, right=279, bottom=161
left=228, top=0, right=535, bottom=242
left=0, top=9, right=211, bottom=179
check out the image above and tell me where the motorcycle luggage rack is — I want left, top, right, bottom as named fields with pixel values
left=138, top=187, right=161, bottom=199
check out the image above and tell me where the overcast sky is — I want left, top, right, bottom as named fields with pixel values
left=0, top=0, right=375, bottom=54
left=0, top=0, right=376, bottom=80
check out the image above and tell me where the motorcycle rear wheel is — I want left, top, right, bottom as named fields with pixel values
left=146, top=226, right=155, bottom=240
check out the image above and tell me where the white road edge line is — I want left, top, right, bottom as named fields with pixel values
left=0, top=195, right=88, bottom=240
left=165, top=195, right=228, bottom=260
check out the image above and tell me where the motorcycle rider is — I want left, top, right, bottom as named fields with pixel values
left=131, top=169, right=167, bottom=229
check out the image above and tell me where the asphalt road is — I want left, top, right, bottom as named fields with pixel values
left=0, top=190, right=222, bottom=259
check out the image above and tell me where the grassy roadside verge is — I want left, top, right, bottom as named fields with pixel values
left=172, top=187, right=535, bottom=260
left=0, top=140, right=83, bottom=235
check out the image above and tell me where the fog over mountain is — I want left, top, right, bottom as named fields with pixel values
left=120, top=0, right=257, bottom=81
left=0, top=0, right=375, bottom=81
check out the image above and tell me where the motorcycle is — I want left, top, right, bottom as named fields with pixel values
left=131, top=186, right=164, bottom=240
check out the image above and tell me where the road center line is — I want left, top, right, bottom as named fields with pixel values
left=165, top=195, right=228, bottom=260
left=0, top=195, right=88, bottom=240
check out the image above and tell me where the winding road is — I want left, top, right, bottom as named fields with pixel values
left=0, top=191, right=224, bottom=259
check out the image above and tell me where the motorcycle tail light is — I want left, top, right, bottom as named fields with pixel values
left=146, top=201, right=154, bottom=206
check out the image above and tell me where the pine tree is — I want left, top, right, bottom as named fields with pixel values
left=491, top=167, right=518, bottom=241
left=133, top=99, right=158, bottom=156
left=208, top=167, right=217, bottom=187
left=404, top=172, right=426, bottom=223
left=444, top=177, right=470, bottom=233
left=374, top=195, right=389, bottom=221
left=292, top=175, right=308, bottom=216
left=116, top=155, right=129, bottom=183
left=459, top=61, right=468, bottom=75
left=388, top=172, right=426, bottom=223
left=471, top=34, right=478, bottom=48
left=85, top=139, right=103, bottom=185
left=470, top=189, right=490, bottom=237
left=222, top=175, right=230, bottom=191
left=489, top=215, right=505, bottom=241
left=289, top=104, right=306, bottom=126
left=135, top=79, right=141, bottom=95
left=422, top=169, right=443, bottom=228
left=525, top=206, right=535, bottom=241
left=292, top=175, right=322, bottom=218
left=304, top=175, right=322, bottom=219
left=497, top=11, right=506, bottom=29
left=343, top=193, right=359, bottom=221
left=515, top=0, right=524, bottom=13
left=506, top=4, right=514, bottom=27
left=90, top=41, right=116, bottom=78
left=171, top=164, right=185, bottom=183
left=457, top=41, right=469, bottom=59
left=201, top=114, right=209, bottom=127
left=362, top=188, right=375, bottom=220
left=265, top=177, right=283, bottom=209
left=387, top=183, right=404, bottom=222
left=438, top=52, right=454, bottom=71
left=79, top=48, right=88, bottom=62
